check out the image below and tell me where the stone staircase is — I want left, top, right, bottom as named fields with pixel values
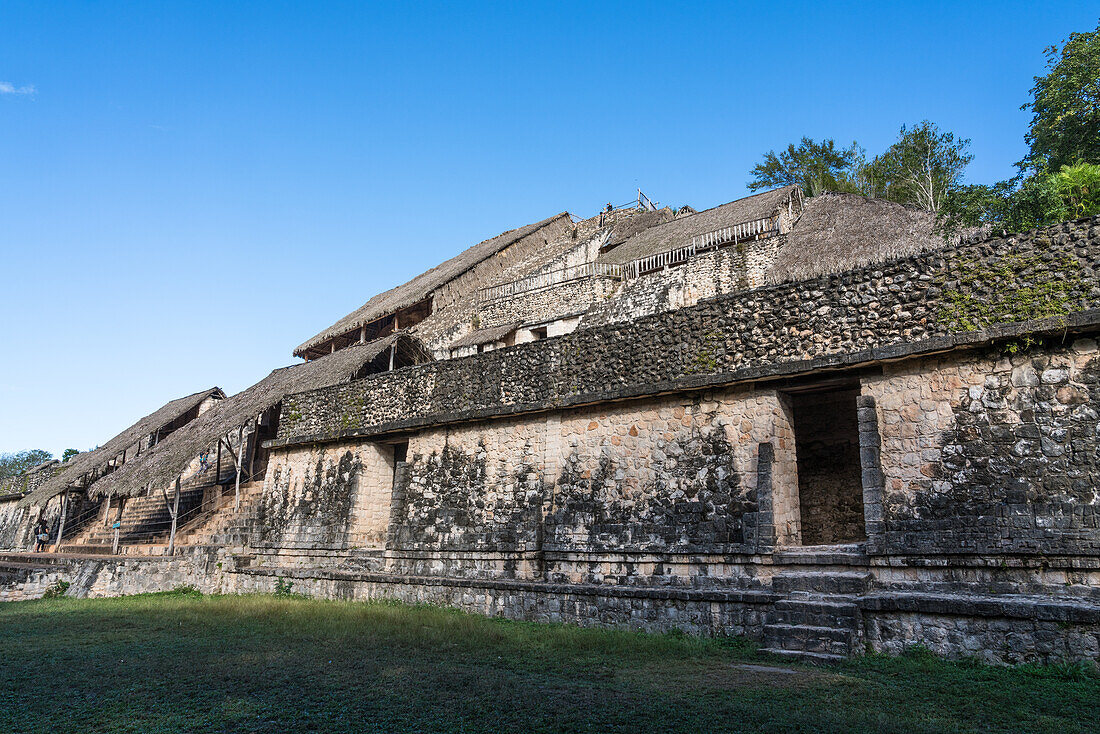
left=64, top=487, right=206, bottom=553
left=59, top=479, right=264, bottom=555
left=760, top=571, right=872, bottom=663
left=174, top=481, right=265, bottom=547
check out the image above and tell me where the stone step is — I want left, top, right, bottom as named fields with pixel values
left=759, top=648, right=847, bottom=665
left=763, top=623, right=855, bottom=657
left=56, top=544, right=115, bottom=556
left=769, top=598, right=861, bottom=628
left=772, top=572, right=873, bottom=595
left=0, top=553, right=70, bottom=567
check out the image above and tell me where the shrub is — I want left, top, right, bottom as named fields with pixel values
left=42, top=580, right=70, bottom=599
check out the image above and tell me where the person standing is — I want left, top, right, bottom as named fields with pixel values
left=33, top=517, right=49, bottom=553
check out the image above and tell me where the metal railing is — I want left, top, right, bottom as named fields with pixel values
left=623, top=215, right=779, bottom=279
left=478, top=262, right=623, bottom=303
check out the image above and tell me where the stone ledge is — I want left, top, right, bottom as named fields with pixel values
left=860, top=592, right=1100, bottom=624
left=234, top=565, right=780, bottom=604
left=267, top=310, right=1100, bottom=449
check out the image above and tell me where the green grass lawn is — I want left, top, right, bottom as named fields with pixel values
left=0, top=590, right=1096, bottom=734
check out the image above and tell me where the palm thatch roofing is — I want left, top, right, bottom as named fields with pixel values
left=765, top=193, right=941, bottom=283
left=448, top=322, right=520, bottom=350
left=20, top=388, right=225, bottom=508
left=598, top=186, right=801, bottom=266
left=602, top=207, right=675, bottom=250
left=294, top=213, right=573, bottom=357
left=87, top=333, right=431, bottom=499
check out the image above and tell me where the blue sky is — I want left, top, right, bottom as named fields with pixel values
left=1, top=1, right=1096, bottom=456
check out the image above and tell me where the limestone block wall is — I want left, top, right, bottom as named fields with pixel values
left=276, top=388, right=798, bottom=583
left=583, top=237, right=781, bottom=327
left=479, top=276, right=619, bottom=331
left=258, top=439, right=397, bottom=552
left=864, top=339, right=1100, bottom=556
left=276, top=215, right=1100, bottom=560
left=0, top=501, right=31, bottom=549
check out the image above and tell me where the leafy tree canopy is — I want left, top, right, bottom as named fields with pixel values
left=938, top=162, right=1100, bottom=236
left=1024, top=20, right=1100, bottom=171
left=865, top=121, right=973, bottom=213
left=61, top=448, right=80, bottom=463
left=747, top=137, right=863, bottom=196
left=0, top=449, right=54, bottom=480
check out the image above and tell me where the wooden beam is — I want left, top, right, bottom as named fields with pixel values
left=55, top=491, right=69, bottom=552
left=246, top=417, right=260, bottom=482
left=234, top=424, right=245, bottom=510
left=167, top=476, right=181, bottom=555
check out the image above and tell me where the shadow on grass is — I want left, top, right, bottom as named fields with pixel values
left=0, top=592, right=1095, bottom=734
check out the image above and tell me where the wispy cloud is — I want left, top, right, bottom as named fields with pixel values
left=0, top=82, right=36, bottom=96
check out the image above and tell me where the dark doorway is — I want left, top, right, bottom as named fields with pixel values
left=786, top=383, right=866, bottom=545
left=390, top=441, right=409, bottom=489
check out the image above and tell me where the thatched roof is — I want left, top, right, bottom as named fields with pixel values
left=294, top=213, right=572, bottom=357
left=598, top=186, right=801, bottom=265
left=87, top=333, right=431, bottom=499
left=448, top=322, right=520, bottom=350
left=20, top=388, right=225, bottom=507
left=766, top=193, right=941, bottom=283
left=603, top=208, right=675, bottom=249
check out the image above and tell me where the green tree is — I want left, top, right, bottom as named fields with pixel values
left=865, top=121, right=973, bottom=212
left=1023, top=20, right=1100, bottom=170
left=1050, top=162, right=1100, bottom=217
left=61, top=448, right=80, bottom=463
left=938, top=163, right=1100, bottom=236
left=0, top=449, right=54, bottom=479
left=747, top=137, right=863, bottom=196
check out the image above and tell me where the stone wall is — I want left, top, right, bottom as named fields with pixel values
left=257, top=440, right=397, bottom=550
left=479, top=275, right=618, bottom=331
left=272, top=217, right=1100, bottom=561
left=3, top=550, right=1097, bottom=665
left=278, top=217, right=1100, bottom=451
left=584, top=236, right=781, bottom=327
left=0, top=501, right=31, bottom=549
left=864, top=340, right=1100, bottom=557
left=271, top=388, right=793, bottom=582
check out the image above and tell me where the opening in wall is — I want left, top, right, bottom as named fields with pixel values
left=390, top=441, right=409, bottom=488
left=783, top=381, right=867, bottom=546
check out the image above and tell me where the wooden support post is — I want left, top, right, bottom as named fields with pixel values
left=55, top=491, right=69, bottom=552
left=234, top=425, right=245, bottom=511
left=215, top=439, right=222, bottom=487
left=104, top=495, right=112, bottom=527
left=54, top=493, right=69, bottom=550
left=360, top=326, right=365, bottom=344
left=246, top=416, right=261, bottom=482
left=389, top=343, right=396, bottom=371
left=167, top=476, right=181, bottom=555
